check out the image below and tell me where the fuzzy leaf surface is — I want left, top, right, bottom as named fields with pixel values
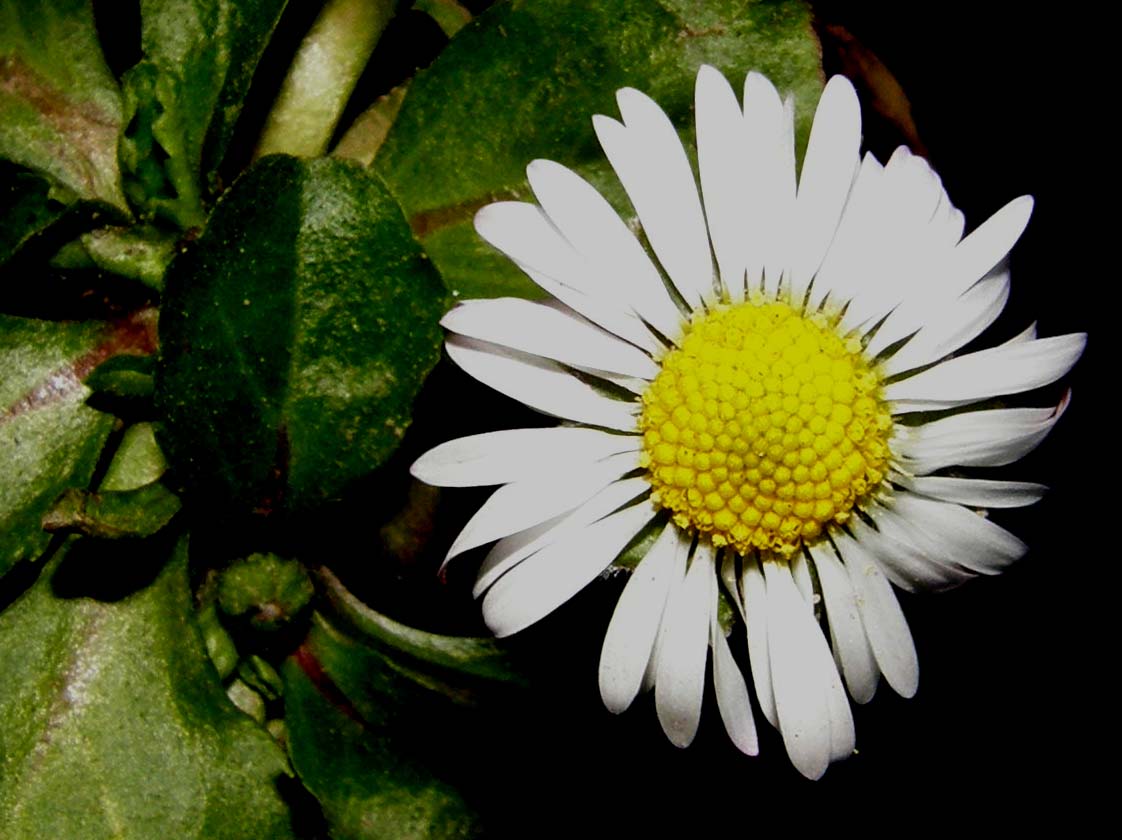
left=0, top=539, right=294, bottom=839
left=0, top=312, right=156, bottom=579
left=0, top=0, right=127, bottom=210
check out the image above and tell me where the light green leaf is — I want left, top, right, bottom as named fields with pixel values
left=0, top=538, right=295, bottom=839
left=41, top=481, right=181, bottom=539
left=155, top=155, right=446, bottom=514
left=0, top=0, right=128, bottom=211
left=0, top=311, right=157, bottom=579
left=376, top=0, right=822, bottom=298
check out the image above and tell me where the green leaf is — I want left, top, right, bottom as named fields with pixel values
left=376, top=0, right=823, bottom=298
left=284, top=613, right=481, bottom=839
left=156, top=155, right=446, bottom=514
left=98, top=421, right=168, bottom=492
left=119, top=0, right=289, bottom=227
left=81, top=224, right=177, bottom=289
left=0, top=0, right=128, bottom=211
left=0, top=538, right=294, bottom=839
left=0, top=311, right=157, bottom=578
left=0, top=164, right=67, bottom=267
left=41, top=481, right=181, bottom=539
left=85, top=353, right=156, bottom=399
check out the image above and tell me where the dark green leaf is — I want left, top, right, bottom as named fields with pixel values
left=0, top=165, right=67, bottom=266
left=320, top=567, right=523, bottom=686
left=0, top=311, right=157, bottom=578
left=156, top=155, right=446, bottom=514
left=84, top=353, right=156, bottom=399
left=284, top=613, right=481, bottom=839
left=119, top=0, right=289, bottom=227
left=0, top=0, right=128, bottom=211
left=41, top=481, right=181, bottom=539
left=0, top=538, right=294, bottom=839
left=376, top=0, right=822, bottom=298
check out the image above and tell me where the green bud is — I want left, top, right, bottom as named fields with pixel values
left=217, top=553, right=314, bottom=632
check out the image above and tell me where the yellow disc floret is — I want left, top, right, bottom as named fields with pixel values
left=639, top=298, right=892, bottom=557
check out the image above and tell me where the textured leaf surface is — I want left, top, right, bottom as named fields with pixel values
left=0, top=539, right=294, bottom=839
left=0, top=311, right=156, bottom=578
left=120, top=0, right=289, bottom=226
left=0, top=0, right=127, bottom=210
left=284, top=613, right=481, bottom=840
left=156, top=155, right=446, bottom=514
left=376, top=0, right=823, bottom=298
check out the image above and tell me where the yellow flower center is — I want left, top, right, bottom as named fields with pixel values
left=639, top=298, right=892, bottom=557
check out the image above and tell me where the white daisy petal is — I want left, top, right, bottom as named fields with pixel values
left=789, top=75, right=862, bottom=303
left=861, top=508, right=978, bottom=591
left=874, top=267, right=1009, bottom=372
left=446, top=336, right=639, bottom=432
left=739, top=555, right=777, bottom=727
left=762, top=559, right=838, bottom=780
left=525, top=159, right=684, bottom=340
left=886, top=333, right=1086, bottom=408
left=599, top=520, right=684, bottom=713
left=941, top=195, right=1034, bottom=300
left=696, top=64, right=751, bottom=303
left=791, top=552, right=815, bottom=607
left=594, top=89, right=715, bottom=308
left=655, top=541, right=714, bottom=748
left=482, top=499, right=658, bottom=637
left=895, top=391, right=1070, bottom=474
left=742, top=71, right=796, bottom=292
left=442, top=298, right=659, bottom=379
left=473, top=202, right=661, bottom=352
left=473, top=477, right=649, bottom=596
left=833, top=530, right=919, bottom=698
left=890, top=491, right=1028, bottom=575
left=412, top=427, right=639, bottom=488
left=711, top=593, right=759, bottom=756
left=808, top=542, right=879, bottom=704
left=446, top=450, right=640, bottom=562
left=809, top=152, right=883, bottom=309
left=903, top=475, right=1048, bottom=509
left=1004, top=321, right=1037, bottom=344
left=840, top=149, right=947, bottom=332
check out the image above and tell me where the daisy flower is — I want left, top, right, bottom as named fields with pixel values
left=411, top=66, right=1086, bottom=779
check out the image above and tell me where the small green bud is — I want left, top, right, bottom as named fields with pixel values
left=217, top=553, right=314, bottom=631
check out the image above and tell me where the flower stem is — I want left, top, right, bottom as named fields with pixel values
left=254, top=0, right=395, bottom=159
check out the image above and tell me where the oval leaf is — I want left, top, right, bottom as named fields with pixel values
left=375, top=0, right=823, bottom=298
left=156, top=155, right=446, bottom=514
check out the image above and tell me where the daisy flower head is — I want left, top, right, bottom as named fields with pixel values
left=411, top=66, right=1086, bottom=779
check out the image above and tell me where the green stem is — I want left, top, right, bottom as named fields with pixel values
left=254, top=0, right=396, bottom=159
